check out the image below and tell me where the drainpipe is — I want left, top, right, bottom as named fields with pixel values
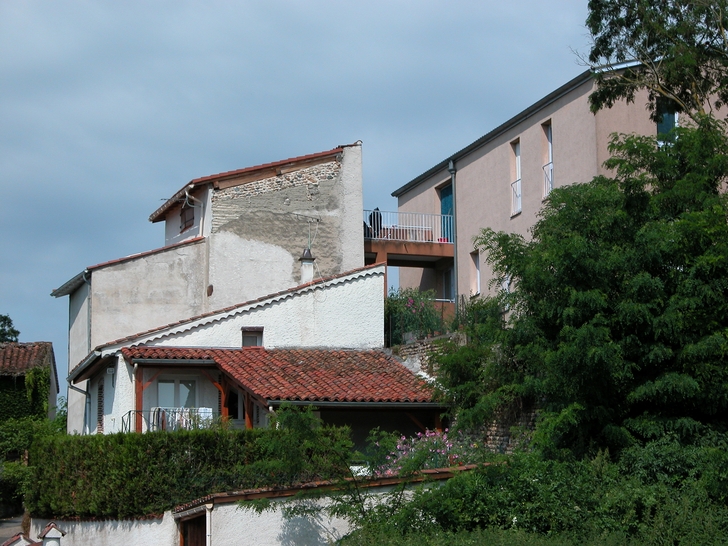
left=447, top=160, right=458, bottom=307
left=205, top=503, right=213, bottom=546
left=82, top=270, right=91, bottom=354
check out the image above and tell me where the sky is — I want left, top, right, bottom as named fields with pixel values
left=0, top=1, right=591, bottom=386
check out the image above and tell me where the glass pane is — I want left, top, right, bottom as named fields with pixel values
left=179, top=380, right=196, bottom=408
left=158, top=380, right=175, bottom=408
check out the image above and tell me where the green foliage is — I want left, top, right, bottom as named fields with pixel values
left=385, top=288, right=443, bottom=346
left=439, top=119, right=728, bottom=457
left=0, top=315, right=19, bottom=343
left=586, top=0, right=728, bottom=121
left=26, top=406, right=352, bottom=519
left=342, top=445, right=728, bottom=544
left=0, top=414, right=66, bottom=514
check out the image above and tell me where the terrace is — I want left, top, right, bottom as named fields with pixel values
left=363, top=209, right=456, bottom=312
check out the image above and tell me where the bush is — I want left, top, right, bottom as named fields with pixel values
left=26, top=407, right=352, bottom=518
left=385, top=288, right=443, bottom=346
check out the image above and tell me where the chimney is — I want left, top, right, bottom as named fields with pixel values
left=299, top=248, right=315, bottom=284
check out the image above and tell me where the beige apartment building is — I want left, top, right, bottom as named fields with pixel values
left=386, top=70, right=665, bottom=301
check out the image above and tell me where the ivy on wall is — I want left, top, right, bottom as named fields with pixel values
left=0, top=365, right=50, bottom=422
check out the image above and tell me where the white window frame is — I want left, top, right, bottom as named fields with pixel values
left=511, top=140, right=522, bottom=216
left=543, top=122, right=553, bottom=198
left=157, top=377, right=198, bottom=409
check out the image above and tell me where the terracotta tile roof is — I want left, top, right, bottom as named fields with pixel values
left=173, top=464, right=483, bottom=514
left=121, top=347, right=433, bottom=404
left=0, top=342, right=54, bottom=376
left=149, top=144, right=357, bottom=223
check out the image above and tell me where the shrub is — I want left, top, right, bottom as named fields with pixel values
left=25, top=407, right=352, bottom=518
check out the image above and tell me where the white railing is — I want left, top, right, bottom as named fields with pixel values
left=543, top=161, right=553, bottom=197
left=121, top=407, right=216, bottom=432
left=511, top=179, right=522, bottom=215
left=363, top=210, right=454, bottom=243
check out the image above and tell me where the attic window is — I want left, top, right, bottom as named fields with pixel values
left=180, top=203, right=194, bottom=232
left=242, top=327, right=263, bottom=347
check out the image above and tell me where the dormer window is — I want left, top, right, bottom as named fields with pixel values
left=180, top=203, right=194, bottom=232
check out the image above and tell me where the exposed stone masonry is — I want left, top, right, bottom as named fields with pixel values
left=210, top=160, right=341, bottom=231
left=396, top=335, right=537, bottom=454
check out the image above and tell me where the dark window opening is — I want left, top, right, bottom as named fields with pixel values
left=180, top=203, right=194, bottom=232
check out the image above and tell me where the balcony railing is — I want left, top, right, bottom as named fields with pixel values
left=363, top=210, right=454, bottom=243
left=543, top=161, right=553, bottom=197
left=121, top=407, right=219, bottom=433
left=511, top=179, right=522, bottom=215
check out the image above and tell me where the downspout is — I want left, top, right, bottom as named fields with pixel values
left=82, top=270, right=91, bottom=354
left=447, top=160, right=459, bottom=307
left=205, top=503, right=213, bottom=546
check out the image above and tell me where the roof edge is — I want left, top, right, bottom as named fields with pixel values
left=392, top=70, right=593, bottom=198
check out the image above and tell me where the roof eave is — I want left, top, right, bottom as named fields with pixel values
left=391, top=69, right=594, bottom=198
left=267, top=400, right=442, bottom=409
left=51, top=270, right=88, bottom=298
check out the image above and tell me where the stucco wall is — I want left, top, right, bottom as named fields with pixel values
left=90, top=240, right=207, bottom=351
left=397, top=78, right=656, bottom=298
left=150, top=267, right=384, bottom=350
left=31, top=515, right=178, bottom=546
left=206, top=144, right=364, bottom=311
left=76, top=266, right=385, bottom=434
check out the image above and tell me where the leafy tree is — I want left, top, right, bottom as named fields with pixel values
left=437, top=118, right=728, bottom=457
left=586, top=0, right=728, bottom=122
left=0, top=315, right=18, bottom=343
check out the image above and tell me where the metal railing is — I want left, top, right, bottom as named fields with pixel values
left=511, top=179, right=522, bottom=215
left=543, top=161, right=553, bottom=197
left=363, top=210, right=454, bottom=243
left=121, top=407, right=219, bottom=433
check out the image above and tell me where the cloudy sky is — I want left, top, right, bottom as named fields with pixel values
left=1, top=1, right=590, bottom=384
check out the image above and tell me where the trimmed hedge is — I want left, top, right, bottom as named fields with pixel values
left=26, top=423, right=352, bottom=518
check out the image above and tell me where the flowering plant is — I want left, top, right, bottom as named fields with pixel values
left=366, top=428, right=484, bottom=477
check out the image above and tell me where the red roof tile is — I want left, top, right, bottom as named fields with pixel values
left=0, top=342, right=54, bottom=376
left=121, top=347, right=433, bottom=404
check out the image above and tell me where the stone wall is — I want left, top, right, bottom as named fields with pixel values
left=396, top=335, right=538, bottom=453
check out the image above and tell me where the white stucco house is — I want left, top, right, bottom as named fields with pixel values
left=53, top=144, right=371, bottom=433
left=65, top=263, right=441, bottom=442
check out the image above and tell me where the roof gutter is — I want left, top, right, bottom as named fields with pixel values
left=267, top=400, right=444, bottom=409
left=67, top=350, right=102, bottom=383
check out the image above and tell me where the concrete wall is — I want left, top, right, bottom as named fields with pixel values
left=31, top=515, right=178, bottom=546
left=397, top=78, right=655, bottom=297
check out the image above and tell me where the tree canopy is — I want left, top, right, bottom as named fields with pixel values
left=0, top=314, right=19, bottom=343
left=586, top=0, right=728, bottom=122
left=436, top=118, right=728, bottom=457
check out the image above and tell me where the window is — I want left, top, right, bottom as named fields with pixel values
left=96, top=378, right=104, bottom=434
left=470, top=251, right=481, bottom=295
left=241, top=327, right=263, bottom=347
left=180, top=203, right=194, bottom=232
left=439, top=184, right=453, bottom=242
left=158, top=379, right=196, bottom=408
left=441, top=267, right=454, bottom=302
left=657, top=99, right=678, bottom=141
left=511, top=140, right=521, bottom=215
left=542, top=122, right=553, bottom=197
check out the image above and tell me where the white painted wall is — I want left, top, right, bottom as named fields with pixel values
left=31, top=514, right=178, bottom=546
left=80, top=265, right=384, bottom=434
left=149, top=266, right=384, bottom=350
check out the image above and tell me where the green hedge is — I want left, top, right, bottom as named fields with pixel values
left=26, top=422, right=352, bottom=518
